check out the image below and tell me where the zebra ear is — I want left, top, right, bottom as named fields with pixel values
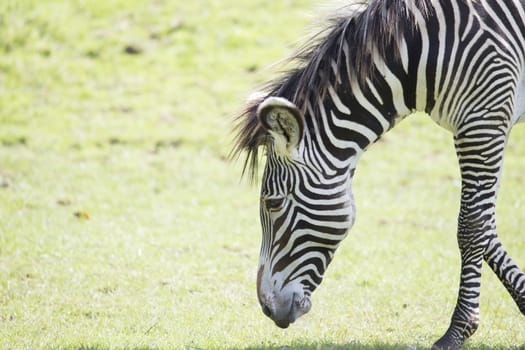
left=257, top=97, right=304, bottom=155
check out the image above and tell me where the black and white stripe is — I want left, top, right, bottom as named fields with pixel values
left=234, top=0, right=525, bottom=348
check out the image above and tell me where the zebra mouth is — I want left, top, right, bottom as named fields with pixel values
left=293, top=294, right=312, bottom=318
left=274, top=319, right=291, bottom=329
left=272, top=294, right=312, bottom=329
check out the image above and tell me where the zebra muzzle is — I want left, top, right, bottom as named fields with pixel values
left=260, top=292, right=312, bottom=329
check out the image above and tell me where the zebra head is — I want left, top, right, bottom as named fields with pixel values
left=255, top=96, right=356, bottom=328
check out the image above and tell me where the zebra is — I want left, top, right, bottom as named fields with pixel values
left=232, top=0, right=525, bottom=349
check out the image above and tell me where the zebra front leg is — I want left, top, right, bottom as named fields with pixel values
left=484, top=235, right=525, bottom=314
left=432, top=203, right=490, bottom=350
left=433, top=128, right=508, bottom=350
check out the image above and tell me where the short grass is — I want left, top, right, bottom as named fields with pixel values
left=0, top=1, right=524, bottom=349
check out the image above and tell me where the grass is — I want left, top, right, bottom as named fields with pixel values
left=0, top=0, right=524, bottom=349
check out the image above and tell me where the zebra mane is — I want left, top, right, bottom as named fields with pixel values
left=232, top=0, right=430, bottom=179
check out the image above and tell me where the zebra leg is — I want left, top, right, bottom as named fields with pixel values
left=484, top=235, right=525, bottom=314
left=432, top=202, right=489, bottom=350
left=432, top=127, right=508, bottom=350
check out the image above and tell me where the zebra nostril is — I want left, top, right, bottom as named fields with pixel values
left=261, top=303, right=272, bottom=318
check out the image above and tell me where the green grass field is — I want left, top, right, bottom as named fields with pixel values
left=1, top=1, right=524, bottom=349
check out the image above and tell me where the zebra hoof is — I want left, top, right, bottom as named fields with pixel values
left=431, top=336, right=462, bottom=350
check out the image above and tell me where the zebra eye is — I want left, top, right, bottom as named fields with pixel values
left=264, top=197, right=286, bottom=212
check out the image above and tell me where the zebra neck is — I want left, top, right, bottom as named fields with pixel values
left=304, top=72, right=412, bottom=173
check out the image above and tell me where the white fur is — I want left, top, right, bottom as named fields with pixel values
left=257, top=96, right=298, bottom=113
left=513, top=73, right=525, bottom=124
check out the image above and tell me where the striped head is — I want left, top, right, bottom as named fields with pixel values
left=254, top=97, right=356, bottom=328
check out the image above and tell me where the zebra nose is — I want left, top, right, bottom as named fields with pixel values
left=261, top=303, right=272, bottom=318
left=259, top=291, right=311, bottom=329
left=259, top=295, right=292, bottom=328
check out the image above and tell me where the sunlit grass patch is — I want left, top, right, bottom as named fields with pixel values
left=0, top=1, right=524, bottom=349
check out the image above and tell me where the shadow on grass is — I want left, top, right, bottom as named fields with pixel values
left=238, top=343, right=525, bottom=350
left=237, top=344, right=416, bottom=350
left=55, top=343, right=525, bottom=350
